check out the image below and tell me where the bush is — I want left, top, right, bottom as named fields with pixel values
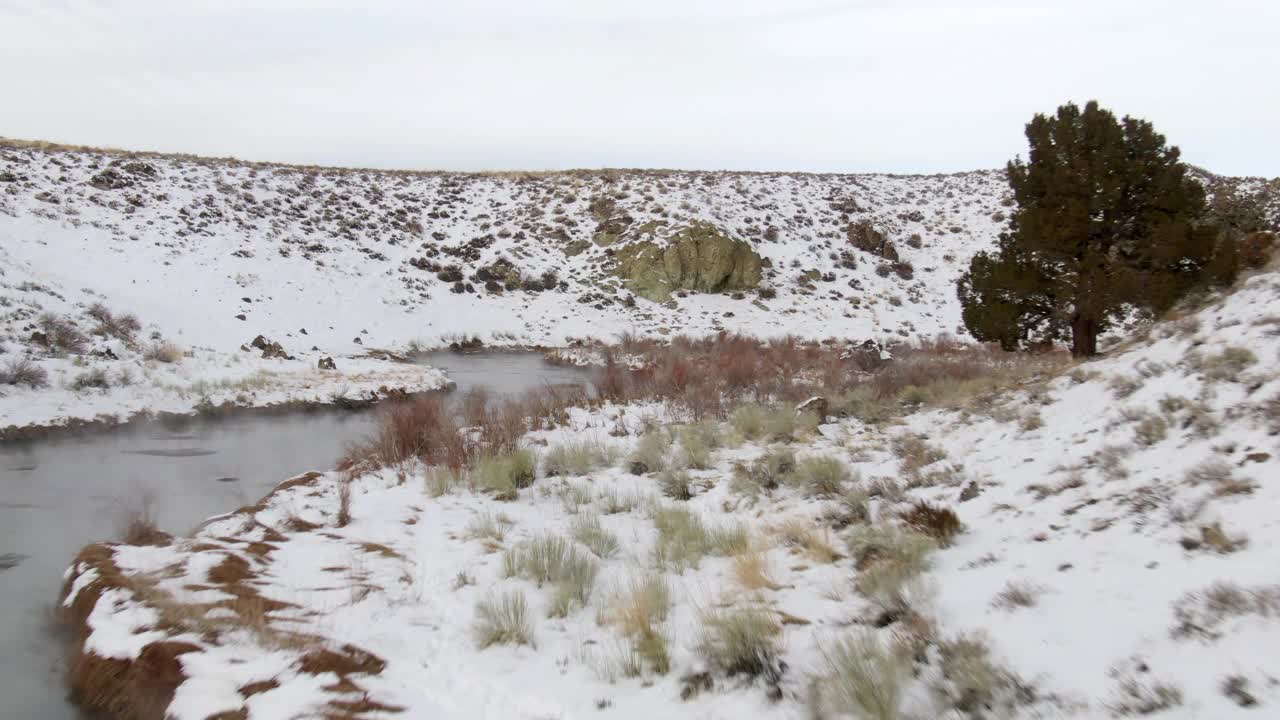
left=473, top=591, right=534, bottom=648
left=0, top=358, right=48, bottom=388
left=606, top=574, right=672, bottom=675
left=899, top=500, right=964, bottom=547
left=1133, top=414, right=1169, bottom=447
left=659, top=468, right=693, bottom=500
left=1189, top=345, right=1257, bottom=382
left=653, top=506, right=710, bottom=571
left=791, top=456, right=850, bottom=497
left=991, top=581, right=1040, bottom=610
left=503, top=534, right=598, bottom=617
left=733, top=550, right=780, bottom=591
left=931, top=633, right=1020, bottom=715
left=696, top=607, right=783, bottom=680
left=627, top=430, right=671, bottom=474
left=677, top=421, right=722, bottom=470
left=816, top=631, right=906, bottom=720
left=571, top=513, right=620, bottom=559
left=731, top=446, right=795, bottom=497
left=70, top=368, right=111, bottom=391
left=36, top=313, right=88, bottom=355
left=470, top=449, right=537, bottom=500
left=465, top=510, right=514, bottom=543
left=892, top=433, right=947, bottom=474
left=87, top=302, right=141, bottom=344
left=544, top=440, right=619, bottom=477
left=773, top=518, right=840, bottom=563
left=729, top=403, right=769, bottom=440
left=143, top=341, right=184, bottom=364
left=424, top=467, right=457, bottom=497
left=846, top=524, right=936, bottom=609
left=355, top=395, right=467, bottom=470
left=730, top=404, right=800, bottom=443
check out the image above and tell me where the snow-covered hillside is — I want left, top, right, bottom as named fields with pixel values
left=1, top=140, right=1014, bottom=351
left=4, top=141, right=1276, bottom=435
left=59, top=259, right=1280, bottom=719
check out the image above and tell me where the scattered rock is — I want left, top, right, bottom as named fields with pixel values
left=318, top=356, right=337, bottom=371
left=795, top=396, right=828, bottom=422
left=234, top=314, right=246, bottom=321
left=0, top=553, right=27, bottom=572
left=842, top=339, right=892, bottom=372
left=89, top=169, right=132, bottom=191
left=959, top=481, right=982, bottom=502
left=1243, top=452, right=1271, bottom=464
left=250, top=335, right=294, bottom=360
left=679, top=671, right=714, bottom=701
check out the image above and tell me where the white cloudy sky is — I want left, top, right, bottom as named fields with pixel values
left=1, top=0, right=1275, bottom=174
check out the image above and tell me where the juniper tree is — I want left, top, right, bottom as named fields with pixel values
left=958, top=101, right=1236, bottom=357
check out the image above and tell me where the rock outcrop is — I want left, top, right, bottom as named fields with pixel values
left=847, top=220, right=899, bottom=261
left=614, top=222, right=763, bottom=302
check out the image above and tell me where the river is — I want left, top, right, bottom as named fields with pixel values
left=0, top=352, right=593, bottom=719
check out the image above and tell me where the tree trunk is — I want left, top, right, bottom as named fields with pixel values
left=1070, top=313, right=1099, bottom=357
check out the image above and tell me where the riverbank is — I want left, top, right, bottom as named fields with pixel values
left=0, top=349, right=450, bottom=442
left=0, top=351, right=594, bottom=719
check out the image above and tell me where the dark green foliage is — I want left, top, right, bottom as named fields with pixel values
left=959, top=101, right=1237, bottom=357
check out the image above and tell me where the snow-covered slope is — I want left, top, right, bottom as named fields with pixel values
left=1, top=140, right=1014, bottom=352
left=59, top=264, right=1280, bottom=719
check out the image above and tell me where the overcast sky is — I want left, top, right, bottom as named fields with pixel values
left=1, top=1, right=1275, bottom=175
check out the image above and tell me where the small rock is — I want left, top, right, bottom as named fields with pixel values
left=1243, top=452, right=1271, bottom=464
left=318, top=357, right=337, bottom=371
left=353, top=337, right=363, bottom=345
left=959, top=481, right=981, bottom=502
left=234, top=314, right=246, bottom=321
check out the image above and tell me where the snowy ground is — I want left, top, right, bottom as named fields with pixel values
left=60, top=266, right=1280, bottom=718
left=0, top=239, right=449, bottom=435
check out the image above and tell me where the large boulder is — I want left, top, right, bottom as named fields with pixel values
left=847, top=220, right=898, bottom=262
left=614, top=223, right=763, bottom=302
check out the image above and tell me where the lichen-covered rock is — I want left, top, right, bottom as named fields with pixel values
left=614, top=222, right=763, bottom=302
left=847, top=220, right=899, bottom=262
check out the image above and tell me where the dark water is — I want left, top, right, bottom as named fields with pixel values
left=0, top=352, right=592, bottom=719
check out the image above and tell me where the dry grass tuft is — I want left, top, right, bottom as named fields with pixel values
left=696, top=606, right=784, bottom=680
left=815, top=631, right=906, bottom=720
left=733, top=550, right=781, bottom=591
left=991, top=581, right=1040, bottom=611
left=473, top=591, right=535, bottom=648
left=790, top=455, right=851, bottom=497
left=899, top=500, right=964, bottom=547
left=773, top=518, right=840, bottom=563
left=604, top=574, right=672, bottom=675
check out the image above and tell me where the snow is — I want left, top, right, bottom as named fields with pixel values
left=57, top=263, right=1280, bottom=718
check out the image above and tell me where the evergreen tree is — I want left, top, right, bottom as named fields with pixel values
left=958, top=101, right=1235, bottom=357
